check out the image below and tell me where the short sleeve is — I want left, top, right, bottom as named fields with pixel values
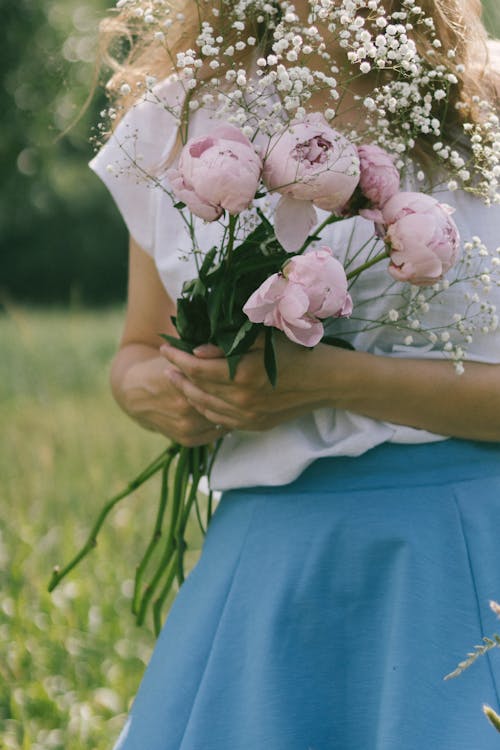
left=88, top=77, right=185, bottom=255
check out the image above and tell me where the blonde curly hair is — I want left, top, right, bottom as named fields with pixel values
left=97, top=0, right=499, bottom=148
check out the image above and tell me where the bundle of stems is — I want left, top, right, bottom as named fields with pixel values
left=48, top=442, right=217, bottom=635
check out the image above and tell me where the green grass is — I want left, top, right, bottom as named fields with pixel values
left=0, top=305, right=204, bottom=749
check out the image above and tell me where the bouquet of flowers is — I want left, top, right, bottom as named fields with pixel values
left=49, top=0, right=500, bottom=634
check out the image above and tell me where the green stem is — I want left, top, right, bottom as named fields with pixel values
left=346, top=249, right=389, bottom=280
left=194, top=493, right=206, bottom=536
left=192, top=445, right=209, bottom=535
left=152, top=555, right=178, bottom=637
left=132, top=444, right=180, bottom=616
left=226, top=214, right=238, bottom=268
left=207, top=491, right=214, bottom=528
left=136, top=447, right=190, bottom=625
left=48, top=448, right=170, bottom=593
left=205, top=440, right=222, bottom=528
left=152, top=449, right=202, bottom=634
left=174, top=447, right=195, bottom=586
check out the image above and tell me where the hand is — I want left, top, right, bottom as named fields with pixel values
left=116, top=352, right=228, bottom=446
left=160, top=336, right=344, bottom=432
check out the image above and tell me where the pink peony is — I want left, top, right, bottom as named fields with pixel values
left=243, top=246, right=352, bottom=347
left=262, top=114, right=360, bottom=252
left=357, top=144, right=400, bottom=207
left=167, top=124, right=262, bottom=220
left=381, top=192, right=460, bottom=286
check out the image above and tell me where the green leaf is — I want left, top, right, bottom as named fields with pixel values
left=199, top=246, right=218, bottom=282
left=173, top=201, right=186, bottom=209
left=226, top=320, right=256, bottom=356
left=176, top=297, right=210, bottom=344
left=181, top=279, right=197, bottom=296
left=214, top=329, right=239, bottom=355
left=321, top=335, right=356, bottom=351
left=232, top=217, right=277, bottom=258
left=264, top=327, right=277, bottom=387
left=192, top=279, right=206, bottom=296
left=255, top=207, right=273, bottom=229
left=208, top=282, right=226, bottom=337
left=226, top=353, right=242, bottom=381
left=159, top=334, right=194, bottom=353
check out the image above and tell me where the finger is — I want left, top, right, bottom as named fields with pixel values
left=144, top=412, right=228, bottom=443
left=167, top=370, right=240, bottom=419
left=199, top=408, right=240, bottom=432
left=160, top=344, right=231, bottom=384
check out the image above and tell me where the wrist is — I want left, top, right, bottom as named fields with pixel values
left=315, top=344, right=377, bottom=410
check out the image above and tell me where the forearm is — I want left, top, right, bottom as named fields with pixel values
left=328, top=349, right=500, bottom=442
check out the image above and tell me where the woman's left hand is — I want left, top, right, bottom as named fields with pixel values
left=160, top=336, right=345, bottom=432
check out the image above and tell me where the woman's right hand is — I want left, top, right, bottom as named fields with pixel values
left=113, top=348, right=225, bottom=447
left=111, top=238, right=225, bottom=446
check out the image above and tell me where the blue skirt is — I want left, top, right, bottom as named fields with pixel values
left=113, top=439, right=500, bottom=749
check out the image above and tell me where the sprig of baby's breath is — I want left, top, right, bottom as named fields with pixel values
left=444, top=600, right=500, bottom=681
left=100, top=0, right=500, bottom=205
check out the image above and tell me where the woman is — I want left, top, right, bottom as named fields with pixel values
left=90, top=0, right=500, bottom=747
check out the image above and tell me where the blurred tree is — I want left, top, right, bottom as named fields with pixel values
left=0, top=0, right=499, bottom=306
left=1, top=0, right=127, bottom=306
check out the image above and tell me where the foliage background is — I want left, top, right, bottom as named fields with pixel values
left=1, top=0, right=127, bottom=306
left=1, top=0, right=500, bottom=306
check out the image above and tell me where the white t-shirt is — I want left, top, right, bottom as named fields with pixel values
left=90, top=77, right=500, bottom=490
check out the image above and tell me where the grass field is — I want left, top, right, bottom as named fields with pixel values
left=0, top=306, right=205, bottom=749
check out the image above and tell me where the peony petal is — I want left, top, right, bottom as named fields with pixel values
left=438, top=202, right=456, bottom=216
left=281, top=316, right=324, bottom=347
left=339, top=293, right=353, bottom=317
left=188, top=136, right=216, bottom=159
left=210, top=124, right=254, bottom=146
left=274, top=196, right=318, bottom=252
left=277, top=283, right=311, bottom=320
left=242, top=274, right=287, bottom=322
left=166, top=168, right=222, bottom=221
left=359, top=207, right=385, bottom=223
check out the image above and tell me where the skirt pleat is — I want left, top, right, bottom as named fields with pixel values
left=113, top=439, right=500, bottom=750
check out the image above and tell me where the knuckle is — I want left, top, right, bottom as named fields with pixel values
left=176, top=400, right=192, bottom=418
left=242, top=409, right=260, bottom=425
left=234, top=368, right=252, bottom=387
left=233, top=389, right=253, bottom=409
left=176, top=416, right=194, bottom=437
left=184, top=360, right=200, bottom=379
